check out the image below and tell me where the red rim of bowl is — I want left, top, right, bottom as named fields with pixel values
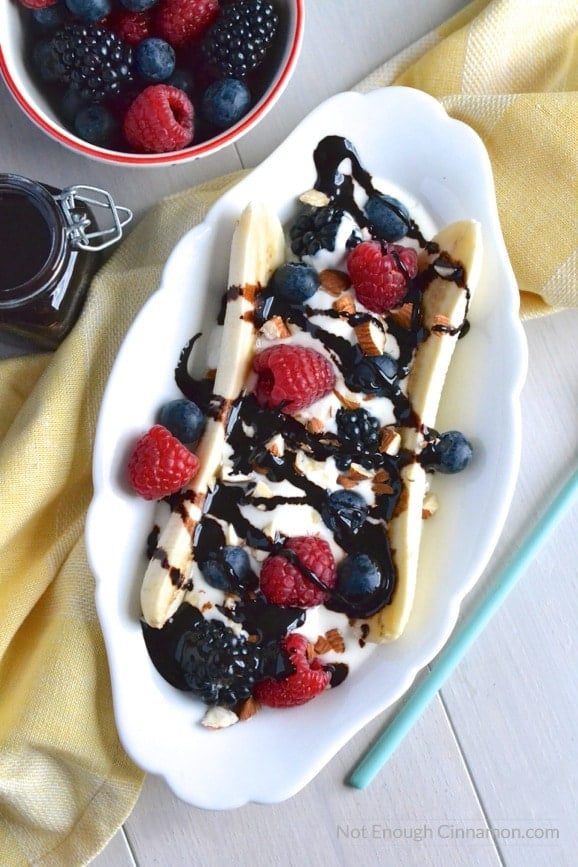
left=0, top=1, right=305, bottom=166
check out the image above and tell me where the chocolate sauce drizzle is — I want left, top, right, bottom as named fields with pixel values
left=145, top=135, right=475, bottom=703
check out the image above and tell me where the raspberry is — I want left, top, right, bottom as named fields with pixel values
left=122, top=84, right=194, bottom=153
left=154, top=0, right=220, bottom=48
left=127, top=424, right=199, bottom=500
left=260, top=536, right=337, bottom=608
left=252, top=345, right=335, bottom=413
left=347, top=241, right=418, bottom=314
left=18, top=0, right=59, bottom=7
left=253, top=633, right=331, bottom=708
left=107, top=8, right=153, bottom=45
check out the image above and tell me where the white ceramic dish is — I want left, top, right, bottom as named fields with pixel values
left=86, top=86, right=527, bottom=809
left=0, top=0, right=303, bottom=166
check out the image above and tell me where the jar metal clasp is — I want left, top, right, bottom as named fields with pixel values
left=53, top=185, right=133, bottom=252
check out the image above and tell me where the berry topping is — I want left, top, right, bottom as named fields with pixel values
left=133, top=36, right=176, bottom=81
left=73, top=102, right=118, bottom=145
left=108, top=7, right=153, bottom=44
left=290, top=206, right=361, bottom=259
left=64, top=0, right=112, bottom=22
left=122, top=83, right=194, bottom=152
left=269, top=262, right=319, bottom=304
left=365, top=193, right=411, bottom=242
left=127, top=423, right=199, bottom=499
left=336, top=553, right=382, bottom=599
left=200, top=545, right=253, bottom=591
left=201, top=0, right=278, bottom=78
left=321, top=489, right=368, bottom=535
left=260, top=536, right=337, bottom=608
left=158, top=398, right=205, bottom=443
left=154, top=0, right=220, bottom=48
left=19, top=0, right=59, bottom=8
left=421, top=430, right=473, bottom=474
left=336, top=407, right=380, bottom=451
left=43, top=23, right=133, bottom=101
left=201, top=78, right=251, bottom=128
left=252, top=345, right=336, bottom=413
left=174, top=611, right=264, bottom=707
left=253, top=633, right=331, bottom=708
left=347, top=241, right=418, bottom=314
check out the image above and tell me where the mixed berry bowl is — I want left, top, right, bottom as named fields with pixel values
left=0, top=0, right=304, bottom=165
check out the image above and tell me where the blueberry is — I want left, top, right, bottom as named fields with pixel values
left=64, top=0, right=112, bottom=22
left=134, top=38, right=175, bottom=82
left=31, top=4, right=69, bottom=31
left=168, top=67, right=195, bottom=97
left=33, top=40, right=66, bottom=83
left=321, top=489, right=368, bottom=535
left=158, top=399, right=205, bottom=444
left=365, top=193, right=411, bottom=242
left=201, top=78, right=251, bottom=128
left=269, top=262, right=319, bottom=304
left=73, top=104, right=117, bottom=146
left=336, top=553, right=382, bottom=597
left=61, top=85, right=88, bottom=122
left=200, top=546, right=252, bottom=591
left=423, top=430, right=473, bottom=474
left=119, top=0, right=158, bottom=10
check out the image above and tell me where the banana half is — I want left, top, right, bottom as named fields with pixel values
left=362, top=219, right=483, bottom=642
left=140, top=202, right=286, bottom=628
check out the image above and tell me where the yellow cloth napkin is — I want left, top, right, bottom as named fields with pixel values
left=355, top=0, right=578, bottom=317
left=0, top=1, right=576, bottom=864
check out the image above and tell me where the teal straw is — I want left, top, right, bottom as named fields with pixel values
left=348, top=465, right=578, bottom=789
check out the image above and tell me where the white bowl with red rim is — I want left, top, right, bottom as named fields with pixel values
left=0, top=0, right=304, bottom=165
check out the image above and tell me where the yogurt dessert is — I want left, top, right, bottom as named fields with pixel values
left=127, top=136, right=482, bottom=727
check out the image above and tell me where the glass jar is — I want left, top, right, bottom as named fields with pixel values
left=0, top=174, right=132, bottom=349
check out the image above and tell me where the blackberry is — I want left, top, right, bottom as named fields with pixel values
left=290, top=205, right=359, bottom=259
left=47, top=24, right=133, bottom=102
left=201, top=0, right=279, bottom=78
left=336, top=407, right=380, bottom=450
left=334, top=407, right=381, bottom=471
left=174, top=613, right=264, bottom=707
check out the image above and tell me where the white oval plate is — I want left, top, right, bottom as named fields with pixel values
left=86, top=87, right=527, bottom=810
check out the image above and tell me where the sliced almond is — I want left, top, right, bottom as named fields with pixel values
left=313, top=635, right=332, bottom=655
left=306, top=417, right=324, bottom=434
left=389, top=302, right=413, bottom=330
left=238, top=696, right=260, bottom=721
left=336, top=474, right=359, bottom=489
left=354, top=319, right=386, bottom=356
left=319, top=269, right=351, bottom=296
left=379, top=427, right=401, bottom=456
left=325, top=628, right=345, bottom=653
left=201, top=706, right=239, bottom=730
left=348, top=463, right=372, bottom=481
left=332, top=294, right=356, bottom=315
left=422, top=491, right=439, bottom=519
left=265, top=433, right=285, bottom=457
left=299, top=189, right=330, bottom=208
left=333, top=388, right=361, bottom=410
left=259, top=315, right=291, bottom=340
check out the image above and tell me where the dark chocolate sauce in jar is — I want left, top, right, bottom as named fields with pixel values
left=0, top=175, right=131, bottom=349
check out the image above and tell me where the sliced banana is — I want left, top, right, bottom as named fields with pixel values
left=362, top=220, right=483, bottom=642
left=141, top=202, right=286, bottom=628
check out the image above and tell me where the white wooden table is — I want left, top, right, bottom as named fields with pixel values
left=2, top=2, right=577, bottom=865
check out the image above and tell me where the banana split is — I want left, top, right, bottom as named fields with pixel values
left=128, top=136, right=483, bottom=727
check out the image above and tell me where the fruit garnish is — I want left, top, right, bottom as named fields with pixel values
left=252, top=344, right=336, bottom=413
left=253, top=633, right=331, bottom=708
left=347, top=240, right=418, bottom=314
left=127, top=424, right=199, bottom=500
left=122, top=83, right=194, bottom=153
left=260, top=537, right=337, bottom=608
